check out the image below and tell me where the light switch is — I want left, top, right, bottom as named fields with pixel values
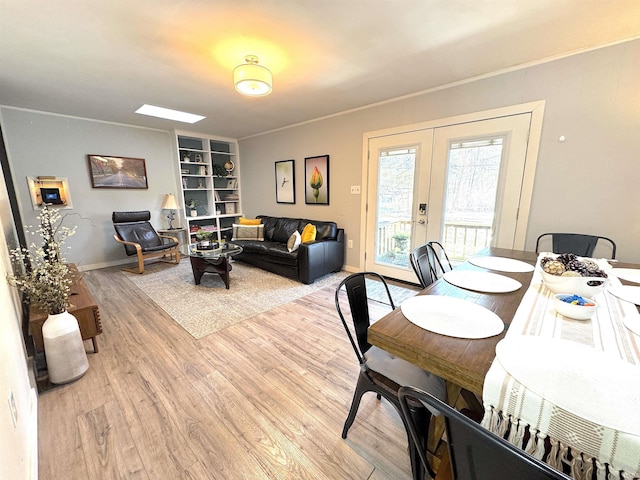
left=350, top=185, right=361, bottom=194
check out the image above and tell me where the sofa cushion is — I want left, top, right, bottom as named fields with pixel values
left=271, top=217, right=302, bottom=243
left=313, top=221, right=337, bottom=240
left=260, top=216, right=279, bottom=241
left=235, top=240, right=270, bottom=254
left=239, top=217, right=262, bottom=225
left=262, top=243, right=299, bottom=260
left=257, top=215, right=339, bottom=242
left=287, top=231, right=302, bottom=252
left=301, top=223, right=317, bottom=243
left=232, top=224, right=264, bottom=241
left=236, top=241, right=298, bottom=265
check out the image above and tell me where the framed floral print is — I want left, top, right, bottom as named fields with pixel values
left=304, top=155, right=329, bottom=205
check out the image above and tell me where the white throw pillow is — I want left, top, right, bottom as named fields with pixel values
left=231, top=224, right=264, bottom=241
left=287, top=230, right=301, bottom=252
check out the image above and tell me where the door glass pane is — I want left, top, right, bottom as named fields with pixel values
left=442, top=138, right=503, bottom=262
left=375, top=148, right=416, bottom=267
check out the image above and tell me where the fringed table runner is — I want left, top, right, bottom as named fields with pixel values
left=481, top=254, right=640, bottom=480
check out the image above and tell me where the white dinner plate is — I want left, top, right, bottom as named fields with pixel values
left=400, top=295, right=504, bottom=339
left=468, top=256, right=534, bottom=273
left=609, top=268, right=640, bottom=284
left=608, top=285, right=640, bottom=306
left=495, top=336, right=640, bottom=435
left=443, top=270, right=522, bottom=293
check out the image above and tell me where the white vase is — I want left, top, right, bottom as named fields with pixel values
left=42, top=310, right=89, bottom=384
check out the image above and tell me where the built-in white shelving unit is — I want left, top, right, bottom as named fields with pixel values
left=174, top=132, right=241, bottom=245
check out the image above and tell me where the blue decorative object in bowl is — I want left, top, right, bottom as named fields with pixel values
left=554, top=293, right=597, bottom=320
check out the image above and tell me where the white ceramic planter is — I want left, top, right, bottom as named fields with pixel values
left=42, top=310, right=89, bottom=384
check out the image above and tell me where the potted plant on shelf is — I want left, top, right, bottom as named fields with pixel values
left=186, top=199, right=199, bottom=217
left=6, top=204, right=89, bottom=384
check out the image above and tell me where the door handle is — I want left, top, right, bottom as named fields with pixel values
left=416, top=219, right=426, bottom=225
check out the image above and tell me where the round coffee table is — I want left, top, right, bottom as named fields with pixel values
left=179, top=243, right=243, bottom=289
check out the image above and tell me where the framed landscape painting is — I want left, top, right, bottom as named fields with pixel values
left=305, top=155, right=329, bottom=205
left=275, top=159, right=295, bottom=204
left=87, top=154, right=148, bottom=189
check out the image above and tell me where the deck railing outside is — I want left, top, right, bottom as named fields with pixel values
left=376, top=220, right=492, bottom=264
left=441, top=222, right=492, bottom=261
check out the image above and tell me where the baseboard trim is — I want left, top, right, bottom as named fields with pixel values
left=76, top=258, right=142, bottom=271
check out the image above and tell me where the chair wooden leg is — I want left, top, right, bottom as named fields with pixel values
left=159, top=248, right=181, bottom=265
left=121, top=255, right=145, bottom=274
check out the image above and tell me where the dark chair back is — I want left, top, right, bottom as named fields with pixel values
left=410, top=244, right=435, bottom=288
left=535, top=233, right=617, bottom=259
left=399, top=386, right=570, bottom=480
left=335, top=272, right=395, bottom=363
left=112, top=211, right=163, bottom=256
left=410, top=241, right=452, bottom=288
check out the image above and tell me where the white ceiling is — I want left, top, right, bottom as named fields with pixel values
left=1, top=0, right=639, bottom=139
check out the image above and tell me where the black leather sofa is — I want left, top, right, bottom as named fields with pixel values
left=232, top=215, right=345, bottom=284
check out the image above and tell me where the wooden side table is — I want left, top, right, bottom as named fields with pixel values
left=29, top=265, right=102, bottom=353
left=158, top=227, right=188, bottom=246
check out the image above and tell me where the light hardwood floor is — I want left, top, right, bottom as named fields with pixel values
left=38, top=265, right=418, bottom=479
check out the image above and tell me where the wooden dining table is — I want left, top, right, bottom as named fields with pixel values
left=368, top=246, right=537, bottom=397
left=368, top=247, right=640, bottom=480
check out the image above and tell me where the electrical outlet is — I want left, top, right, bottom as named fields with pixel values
left=348, top=239, right=353, bottom=248
left=8, top=390, right=18, bottom=428
left=350, top=185, right=361, bottom=194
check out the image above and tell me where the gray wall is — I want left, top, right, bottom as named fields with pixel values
left=240, top=39, right=640, bottom=267
left=0, top=109, right=178, bottom=270
left=2, top=39, right=639, bottom=271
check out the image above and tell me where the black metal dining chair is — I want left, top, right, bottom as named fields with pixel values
left=398, top=386, right=571, bottom=480
left=410, top=241, right=453, bottom=288
left=335, top=272, right=446, bottom=478
left=535, top=233, right=617, bottom=259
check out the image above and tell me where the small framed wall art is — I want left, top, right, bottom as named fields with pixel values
left=275, top=159, right=295, bottom=204
left=305, top=155, right=329, bottom=205
left=87, top=154, right=148, bottom=189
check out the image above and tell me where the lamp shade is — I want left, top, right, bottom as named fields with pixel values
left=161, top=193, right=179, bottom=210
left=234, top=55, right=272, bottom=96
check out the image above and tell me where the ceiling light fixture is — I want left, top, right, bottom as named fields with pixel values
left=233, top=55, right=272, bottom=96
left=135, top=104, right=205, bottom=123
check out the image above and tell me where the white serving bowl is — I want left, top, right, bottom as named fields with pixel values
left=541, top=271, right=608, bottom=297
left=554, top=294, right=597, bottom=320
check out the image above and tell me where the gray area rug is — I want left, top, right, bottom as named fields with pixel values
left=364, top=278, right=418, bottom=306
left=126, top=260, right=348, bottom=339
left=127, top=259, right=418, bottom=339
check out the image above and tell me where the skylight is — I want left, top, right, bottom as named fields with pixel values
left=135, top=104, right=205, bottom=124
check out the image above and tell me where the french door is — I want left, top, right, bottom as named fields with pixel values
left=364, top=112, right=534, bottom=283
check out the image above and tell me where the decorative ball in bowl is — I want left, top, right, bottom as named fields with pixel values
left=540, top=253, right=609, bottom=297
left=554, top=294, right=597, bottom=320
